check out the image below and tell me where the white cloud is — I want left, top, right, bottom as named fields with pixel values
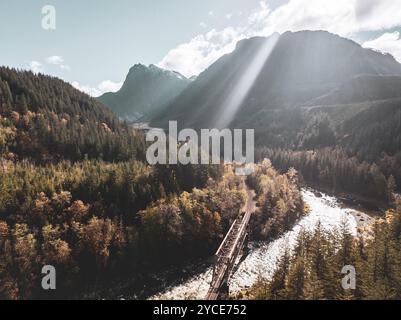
left=255, top=0, right=401, bottom=37
left=225, top=13, right=233, bottom=20
left=46, top=55, right=64, bottom=65
left=159, top=0, right=401, bottom=77
left=60, top=64, right=71, bottom=71
left=98, top=80, right=123, bottom=93
left=158, top=2, right=271, bottom=77
left=71, top=80, right=123, bottom=97
left=158, top=27, right=246, bottom=77
left=208, top=11, right=214, bottom=17
left=200, top=22, right=207, bottom=29
left=28, top=61, right=44, bottom=73
left=71, top=82, right=101, bottom=97
left=363, top=32, right=401, bottom=63
left=27, top=56, right=71, bottom=74
left=45, top=55, right=71, bottom=71
left=354, top=0, right=401, bottom=32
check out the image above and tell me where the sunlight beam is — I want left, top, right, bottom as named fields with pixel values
left=215, top=33, right=281, bottom=129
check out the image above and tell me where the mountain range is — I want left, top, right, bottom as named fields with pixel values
left=5, top=30, right=399, bottom=162
left=150, top=31, right=401, bottom=129
left=98, top=64, right=190, bottom=121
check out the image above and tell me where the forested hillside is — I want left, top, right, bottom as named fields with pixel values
left=251, top=98, right=401, bottom=203
left=0, top=160, right=236, bottom=299
left=247, top=159, right=305, bottom=240
left=0, top=67, right=144, bottom=162
left=248, top=198, right=401, bottom=300
left=256, top=148, right=398, bottom=203
left=0, top=68, right=224, bottom=299
left=0, top=68, right=305, bottom=299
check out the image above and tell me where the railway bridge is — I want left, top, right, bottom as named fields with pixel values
left=205, top=188, right=256, bottom=300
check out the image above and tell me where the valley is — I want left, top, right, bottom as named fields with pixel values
left=1, top=29, right=401, bottom=300
left=148, top=188, right=372, bottom=300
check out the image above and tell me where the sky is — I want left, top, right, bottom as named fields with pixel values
left=1, top=0, right=401, bottom=97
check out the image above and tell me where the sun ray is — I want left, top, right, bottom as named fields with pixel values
left=215, top=33, right=281, bottom=129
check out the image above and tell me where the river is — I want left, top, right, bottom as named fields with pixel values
left=149, top=188, right=373, bottom=300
